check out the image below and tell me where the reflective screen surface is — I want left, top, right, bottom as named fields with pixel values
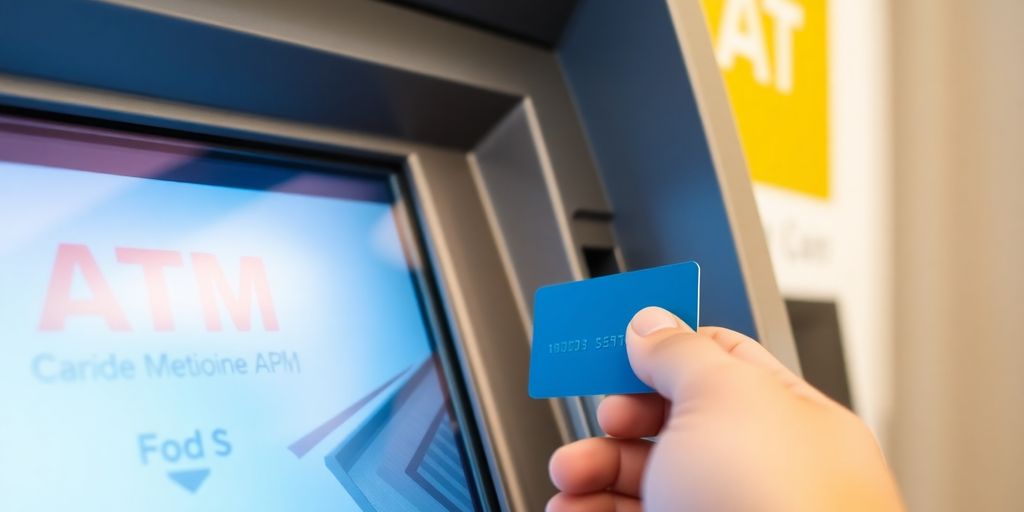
left=0, top=115, right=479, bottom=511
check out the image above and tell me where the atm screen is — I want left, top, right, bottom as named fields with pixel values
left=0, top=115, right=481, bottom=511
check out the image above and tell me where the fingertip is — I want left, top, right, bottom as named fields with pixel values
left=546, top=493, right=567, bottom=512
left=548, top=444, right=569, bottom=490
left=547, top=492, right=642, bottom=512
left=596, top=395, right=624, bottom=432
left=549, top=442, right=596, bottom=492
left=628, top=306, right=685, bottom=337
left=598, top=394, right=667, bottom=439
left=548, top=439, right=620, bottom=494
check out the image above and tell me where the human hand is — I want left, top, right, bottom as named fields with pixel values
left=547, top=306, right=903, bottom=512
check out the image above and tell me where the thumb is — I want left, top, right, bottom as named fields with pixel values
left=626, top=306, right=738, bottom=402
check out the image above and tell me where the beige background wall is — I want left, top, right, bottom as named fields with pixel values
left=891, top=1, right=1024, bottom=510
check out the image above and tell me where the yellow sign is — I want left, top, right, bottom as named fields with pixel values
left=701, top=0, right=828, bottom=198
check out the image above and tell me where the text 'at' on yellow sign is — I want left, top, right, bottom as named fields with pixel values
left=700, top=0, right=828, bottom=198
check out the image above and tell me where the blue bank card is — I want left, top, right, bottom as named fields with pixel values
left=528, top=261, right=700, bottom=398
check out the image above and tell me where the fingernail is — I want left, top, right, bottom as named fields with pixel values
left=630, top=306, right=679, bottom=336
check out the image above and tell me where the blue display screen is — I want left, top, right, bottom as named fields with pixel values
left=0, top=115, right=479, bottom=511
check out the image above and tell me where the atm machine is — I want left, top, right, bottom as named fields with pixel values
left=0, top=0, right=799, bottom=510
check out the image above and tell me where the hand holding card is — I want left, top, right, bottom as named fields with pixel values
left=528, top=261, right=700, bottom=398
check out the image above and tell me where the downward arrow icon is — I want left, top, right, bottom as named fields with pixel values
left=167, top=468, right=210, bottom=493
